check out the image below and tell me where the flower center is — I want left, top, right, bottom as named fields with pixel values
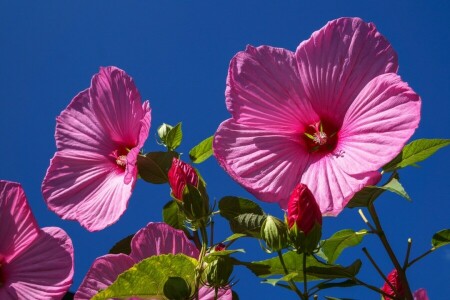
left=303, top=120, right=338, bottom=153
left=116, top=155, right=127, bottom=167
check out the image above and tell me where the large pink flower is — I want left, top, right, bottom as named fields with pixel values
left=214, top=17, right=421, bottom=215
left=75, top=222, right=232, bottom=300
left=0, top=180, right=74, bottom=299
left=42, top=66, right=151, bottom=231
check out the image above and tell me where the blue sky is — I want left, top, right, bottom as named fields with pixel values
left=1, top=1, right=449, bottom=299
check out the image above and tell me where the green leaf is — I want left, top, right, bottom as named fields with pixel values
left=109, top=234, right=134, bottom=255
left=314, top=279, right=358, bottom=291
left=222, top=233, right=248, bottom=243
left=347, top=176, right=410, bottom=208
left=189, top=136, right=214, bottom=163
left=92, top=254, right=197, bottom=300
left=137, top=151, right=178, bottom=184
left=219, top=197, right=266, bottom=238
left=263, top=273, right=298, bottom=286
left=321, top=229, right=369, bottom=264
left=240, top=252, right=361, bottom=282
left=162, top=200, right=186, bottom=231
left=383, top=139, right=450, bottom=172
left=432, top=229, right=450, bottom=249
left=166, top=122, right=183, bottom=151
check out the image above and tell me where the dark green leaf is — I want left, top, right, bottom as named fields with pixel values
left=189, top=136, right=214, bottom=163
left=321, top=229, right=369, bottom=264
left=315, top=279, right=358, bottom=291
left=109, top=234, right=134, bottom=255
left=222, top=233, right=248, bottom=243
left=162, top=200, right=186, bottom=231
left=219, top=197, right=266, bottom=238
left=240, top=252, right=361, bottom=282
left=219, top=196, right=264, bottom=218
left=92, top=254, right=197, bottom=300
left=166, top=122, right=183, bottom=151
left=432, top=229, right=450, bottom=249
left=137, top=151, right=178, bottom=184
left=383, top=139, right=450, bottom=172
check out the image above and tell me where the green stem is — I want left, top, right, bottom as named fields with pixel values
left=303, top=252, right=308, bottom=299
left=362, top=247, right=394, bottom=291
left=277, top=251, right=304, bottom=299
left=194, top=221, right=209, bottom=300
left=403, top=238, right=412, bottom=269
left=368, top=204, right=413, bottom=299
left=353, top=277, right=393, bottom=298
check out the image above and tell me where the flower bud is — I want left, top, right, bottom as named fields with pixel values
left=260, top=215, right=289, bottom=253
left=381, top=269, right=404, bottom=299
left=163, top=276, right=192, bottom=300
left=287, top=184, right=322, bottom=235
left=157, top=123, right=173, bottom=144
left=413, top=288, right=429, bottom=300
left=168, top=158, right=199, bottom=200
left=204, top=256, right=234, bottom=290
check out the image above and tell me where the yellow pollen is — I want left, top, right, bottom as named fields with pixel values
left=116, top=155, right=127, bottom=167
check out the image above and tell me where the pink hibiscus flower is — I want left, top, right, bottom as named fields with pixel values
left=42, top=66, right=151, bottom=231
left=75, top=222, right=232, bottom=300
left=0, top=180, right=74, bottom=299
left=213, top=17, right=421, bottom=215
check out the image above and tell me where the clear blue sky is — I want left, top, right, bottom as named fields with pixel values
left=1, top=1, right=449, bottom=299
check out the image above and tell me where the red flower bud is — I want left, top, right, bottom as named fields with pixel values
left=214, top=243, right=226, bottom=251
left=381, top=269, right=404, bottom=299
left=287, top=183, right=322, bottom=235
left=168, top=158, right=199, bottom=200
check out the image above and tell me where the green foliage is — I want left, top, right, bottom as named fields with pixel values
left=219, top=196, right=266, bottom=238
left=137, top=151, right=178, bottom=184
left=165, top=122, right=183, bottom=151
left=241, top=252, right=362, bottom=282
left=320, top=229, right=369, bottom=264
left=432, top=229, right=450, bottom=249
left=383, top=139, right=450, bottom=172
left=189, top=135, right=214, bottom=163
left=92, top=254, right=197, bottom=300
left=109, top=234, right=134, bottom=255
left=347, top=176, right=410, bottom=208
left=162, top=200, right=186, bottom=231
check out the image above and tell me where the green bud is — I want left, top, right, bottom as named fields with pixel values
left=288, top=221, right=322, bottom=254
left=205, top=256, right=234, bottom=289
left=260, top=215, right=289, bottom=253
left=182, top=184, right=210, bottom=227
left=163, top=276, right=191, bottom=300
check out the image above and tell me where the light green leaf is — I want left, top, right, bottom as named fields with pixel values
left=189, top=136, right=214, bottom=163
left=222, top=233, right=248, bottom=243
left=263, top=273, right=298, bottom=286
left=432, top=229, right=450, bottom=249
left=383, top=139, right=450, bottom=172
left=347, top=176, right=410, bottom=208
left=166, top=122, right=183, bottom=151
left=240, top=252, right=361, bottom=282
left=321, top=229, right=369, bottom=264
left=92, top=254, right=197, bottom=300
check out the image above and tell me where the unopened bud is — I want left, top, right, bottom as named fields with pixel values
left=157, top=123, right=173, bottom=144
left=381, top=269, right=404, bottom=299
left=287, top=184, right=322, bottom=235
left=168, top=158, right=199, bottom=200
left=260, top=215, right=288, bottom=253
left=205, top=256, right=234, bottom=289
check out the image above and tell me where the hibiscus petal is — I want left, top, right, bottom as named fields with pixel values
left=214, top=119, right=310, bottom=204
left=338, top=73, right=421, bottom=174
left=0, top=181, right=39, bottom=263
left=301, top=155, right=380, bottom=215
left=295, top=17, right=398, bottom=124
left=226, top=45, right=317, bottom=132
left=75, top=254, right=135, bottom=300
left=130, top=222, right=199, bottom=262
left=90, top=66, right=149, bottom=149
left=42, top=153, right=134, bottom=231
left=54, top=89, right=116, bottom=155
left=198, top=286, right=233, bottom=300
left=3, top=227, right=73, bottom=300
